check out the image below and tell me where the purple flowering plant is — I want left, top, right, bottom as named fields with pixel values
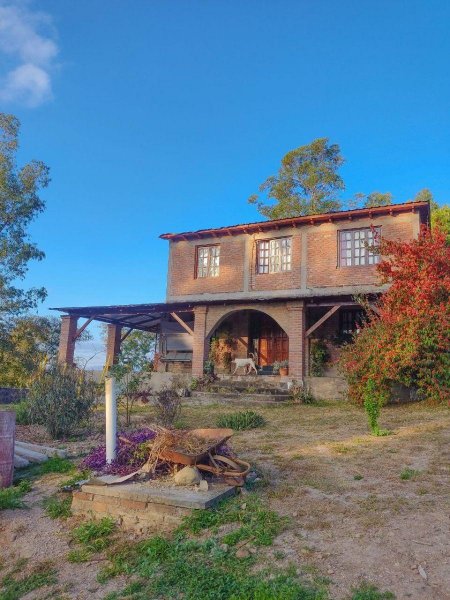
left=81, top=428, right=156, bottom=476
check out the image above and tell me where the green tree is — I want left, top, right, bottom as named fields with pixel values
left=413, top=188, right=433, bottom=203
left=110, top=330, right=156, bottom=426
left=0, top=114, right=49, bottom=332
left=0, top=316, right=92, bottom=387
left=248, top=138, right=344, bottom=219
left=364, top=191, right=393, bottom=208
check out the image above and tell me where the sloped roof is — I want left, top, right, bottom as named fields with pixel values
left=159, top=201, right=430, bottom=242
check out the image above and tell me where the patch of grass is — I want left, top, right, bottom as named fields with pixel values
left=181, top=493, right=287, bottom=546
left=216, top=410, right=266, bottom=431
left=353, top=474, right=364, bottom=481
left=99, top=536, right=326, bottom=599
left=0, top=560, right=57, bottom=600
left=15, top=457, right=75, bottom=485
left=349, top=582, right=395, bottom=599
left=0, top=481, right=31, bottom=511
left=43, top=494, right=72, bottom=519
left=72, top=516, right=116, bottom=553
left=67, top=549, right=92, bottom=563
left=400, top=467, right=419, bottom=480
left=59, top=469, right=91, bottom=491
left=98, top=493, right=327, bottom=599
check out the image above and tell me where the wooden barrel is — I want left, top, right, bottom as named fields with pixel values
left=0, top=411, right=16, bottom=489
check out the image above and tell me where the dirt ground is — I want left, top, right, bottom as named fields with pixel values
left=1, top=400, right=449, bottom=600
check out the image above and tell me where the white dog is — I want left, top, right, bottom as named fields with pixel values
left=231, top=353, right=258, bottom=375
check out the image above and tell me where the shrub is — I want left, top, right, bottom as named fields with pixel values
left=310, top=339, right=330, bottom=376
left=27, top=364, right=99, bottom=438
left=14, top=401, right=31, bottom=425
left=340, top=227, right=450, bottom=419
left=152, top=386, right=181, bottom=427
left=289, top=381, right=316, bottom=404
left=363, top=378, right=389, bottom=436
left=216, top=410, right=265, bottom=430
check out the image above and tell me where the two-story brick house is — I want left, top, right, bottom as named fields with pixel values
left=55, top=201, right=429, bottom=382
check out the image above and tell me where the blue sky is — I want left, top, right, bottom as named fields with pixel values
left=2, top=0, right=450, bottom=365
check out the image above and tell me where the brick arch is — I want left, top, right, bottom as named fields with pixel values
left=205, top=307, right=289, bottom=341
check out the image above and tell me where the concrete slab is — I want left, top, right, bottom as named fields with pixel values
left=81, top=481, right=236, bottom=510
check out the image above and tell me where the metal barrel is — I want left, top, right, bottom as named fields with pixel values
left=0, top=410, right=16, bottom=489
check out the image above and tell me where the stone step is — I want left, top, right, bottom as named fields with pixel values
left=207, top=385, right=287, bottom=395
left=189, top=391, right=291, bottom=405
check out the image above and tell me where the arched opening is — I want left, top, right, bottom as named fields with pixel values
left=207, top=309, right=289, bottom=373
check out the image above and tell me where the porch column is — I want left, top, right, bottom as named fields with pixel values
left=105, top=324, right=122, bottom=369
left=287, top=301, right=306, bottom=380
left=192, top=306, right=208, bottom=377
left=58, top=315, right=78, bottom=365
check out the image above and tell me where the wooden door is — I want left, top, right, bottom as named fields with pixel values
left=252, top=314, right=288, bottom=366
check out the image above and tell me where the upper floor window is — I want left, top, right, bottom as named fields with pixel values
left=339, top=227, right=380, bottom=267
left=196, top=244, right=220, bottom=278
left=257, top=237, right=292, bottom=274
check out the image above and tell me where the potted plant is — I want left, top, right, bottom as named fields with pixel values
left=279, top=360, right=289, bottom=376
left=272, top=361, right=281, bottom=375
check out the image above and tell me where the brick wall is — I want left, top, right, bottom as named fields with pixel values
left=168, top=237, right=245, bottom=297
left=166, top=211, right=420, bottom=300
left=306, top=213, right=415, bottom=288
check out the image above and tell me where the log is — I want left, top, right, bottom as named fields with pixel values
left=15, top=440, right=67, bottom=459
left=14, top=454, right=30, bottom=468
left=14, top=446, right=48, bottom=463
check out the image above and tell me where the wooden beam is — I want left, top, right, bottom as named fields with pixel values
left=306, top=305, right=340, bottom=337
left=369, top=303, right=381, bottom=316
left=121, top=328, right=133, bottom=342
left=74, top=317, right=94, bottom=340
left=170, top=312, right=194, bottom=336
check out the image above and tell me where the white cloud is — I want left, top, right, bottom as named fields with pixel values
left=0, top=1, right=58, bottom=107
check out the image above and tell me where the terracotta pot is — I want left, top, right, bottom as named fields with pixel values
left=279, top=367, right=289, bottom=376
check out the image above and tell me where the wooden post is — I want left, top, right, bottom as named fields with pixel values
left=192, top=306, right=208, bottom=377
left=287, top=301, right=305, bottom=380
left=105, top=324, right=122, bottom=369
left=58, top=315, right=78, bottom=365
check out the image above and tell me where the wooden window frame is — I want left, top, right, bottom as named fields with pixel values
left=256, top=236, right=292, bottom=274
left=340, top=309, right=365, bottom=336
left=338, top=227, right=381, bottom=268
left=195, top=244, right=220, bottom=279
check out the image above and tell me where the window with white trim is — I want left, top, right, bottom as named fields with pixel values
left=257, top=237, right=292, bottom=274
left=339, top=227, right=380, bottom=267
left=196, top=245, right=220, bottom=278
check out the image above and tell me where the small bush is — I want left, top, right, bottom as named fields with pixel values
left=14, top=401, right=31, bottom=425
left=310, top=339, right=330, bottom=376
left=400, top=467, right=419, bottom=480
left=43, top=494, right=72, bottom=519
left=290, top=381, right=316, bottom=404
left=27, top=364, right=99, bottom=438
left=152, top=386, right=181, bottom=427
left=216, top=410, right=265, bottom=431
left=0, top=480, right=31, bottom=511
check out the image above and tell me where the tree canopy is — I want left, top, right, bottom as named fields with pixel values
left=0, top=113, right=49, bottom=328
left=248, top=138, right=345, bottom=219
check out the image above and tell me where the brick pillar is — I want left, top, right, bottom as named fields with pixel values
left=192, top=306, right=208, bottom=377
left=58, top=315, right=78, bottom=365
left=105, top=324, right=122, bottom=369
left=287, top=301, right=305, bottom=380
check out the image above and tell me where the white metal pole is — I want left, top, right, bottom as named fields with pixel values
left=105, top=376, right=117, bottom=464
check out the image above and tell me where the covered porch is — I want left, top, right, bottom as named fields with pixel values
left=53, top=296, right=375, bottom=380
